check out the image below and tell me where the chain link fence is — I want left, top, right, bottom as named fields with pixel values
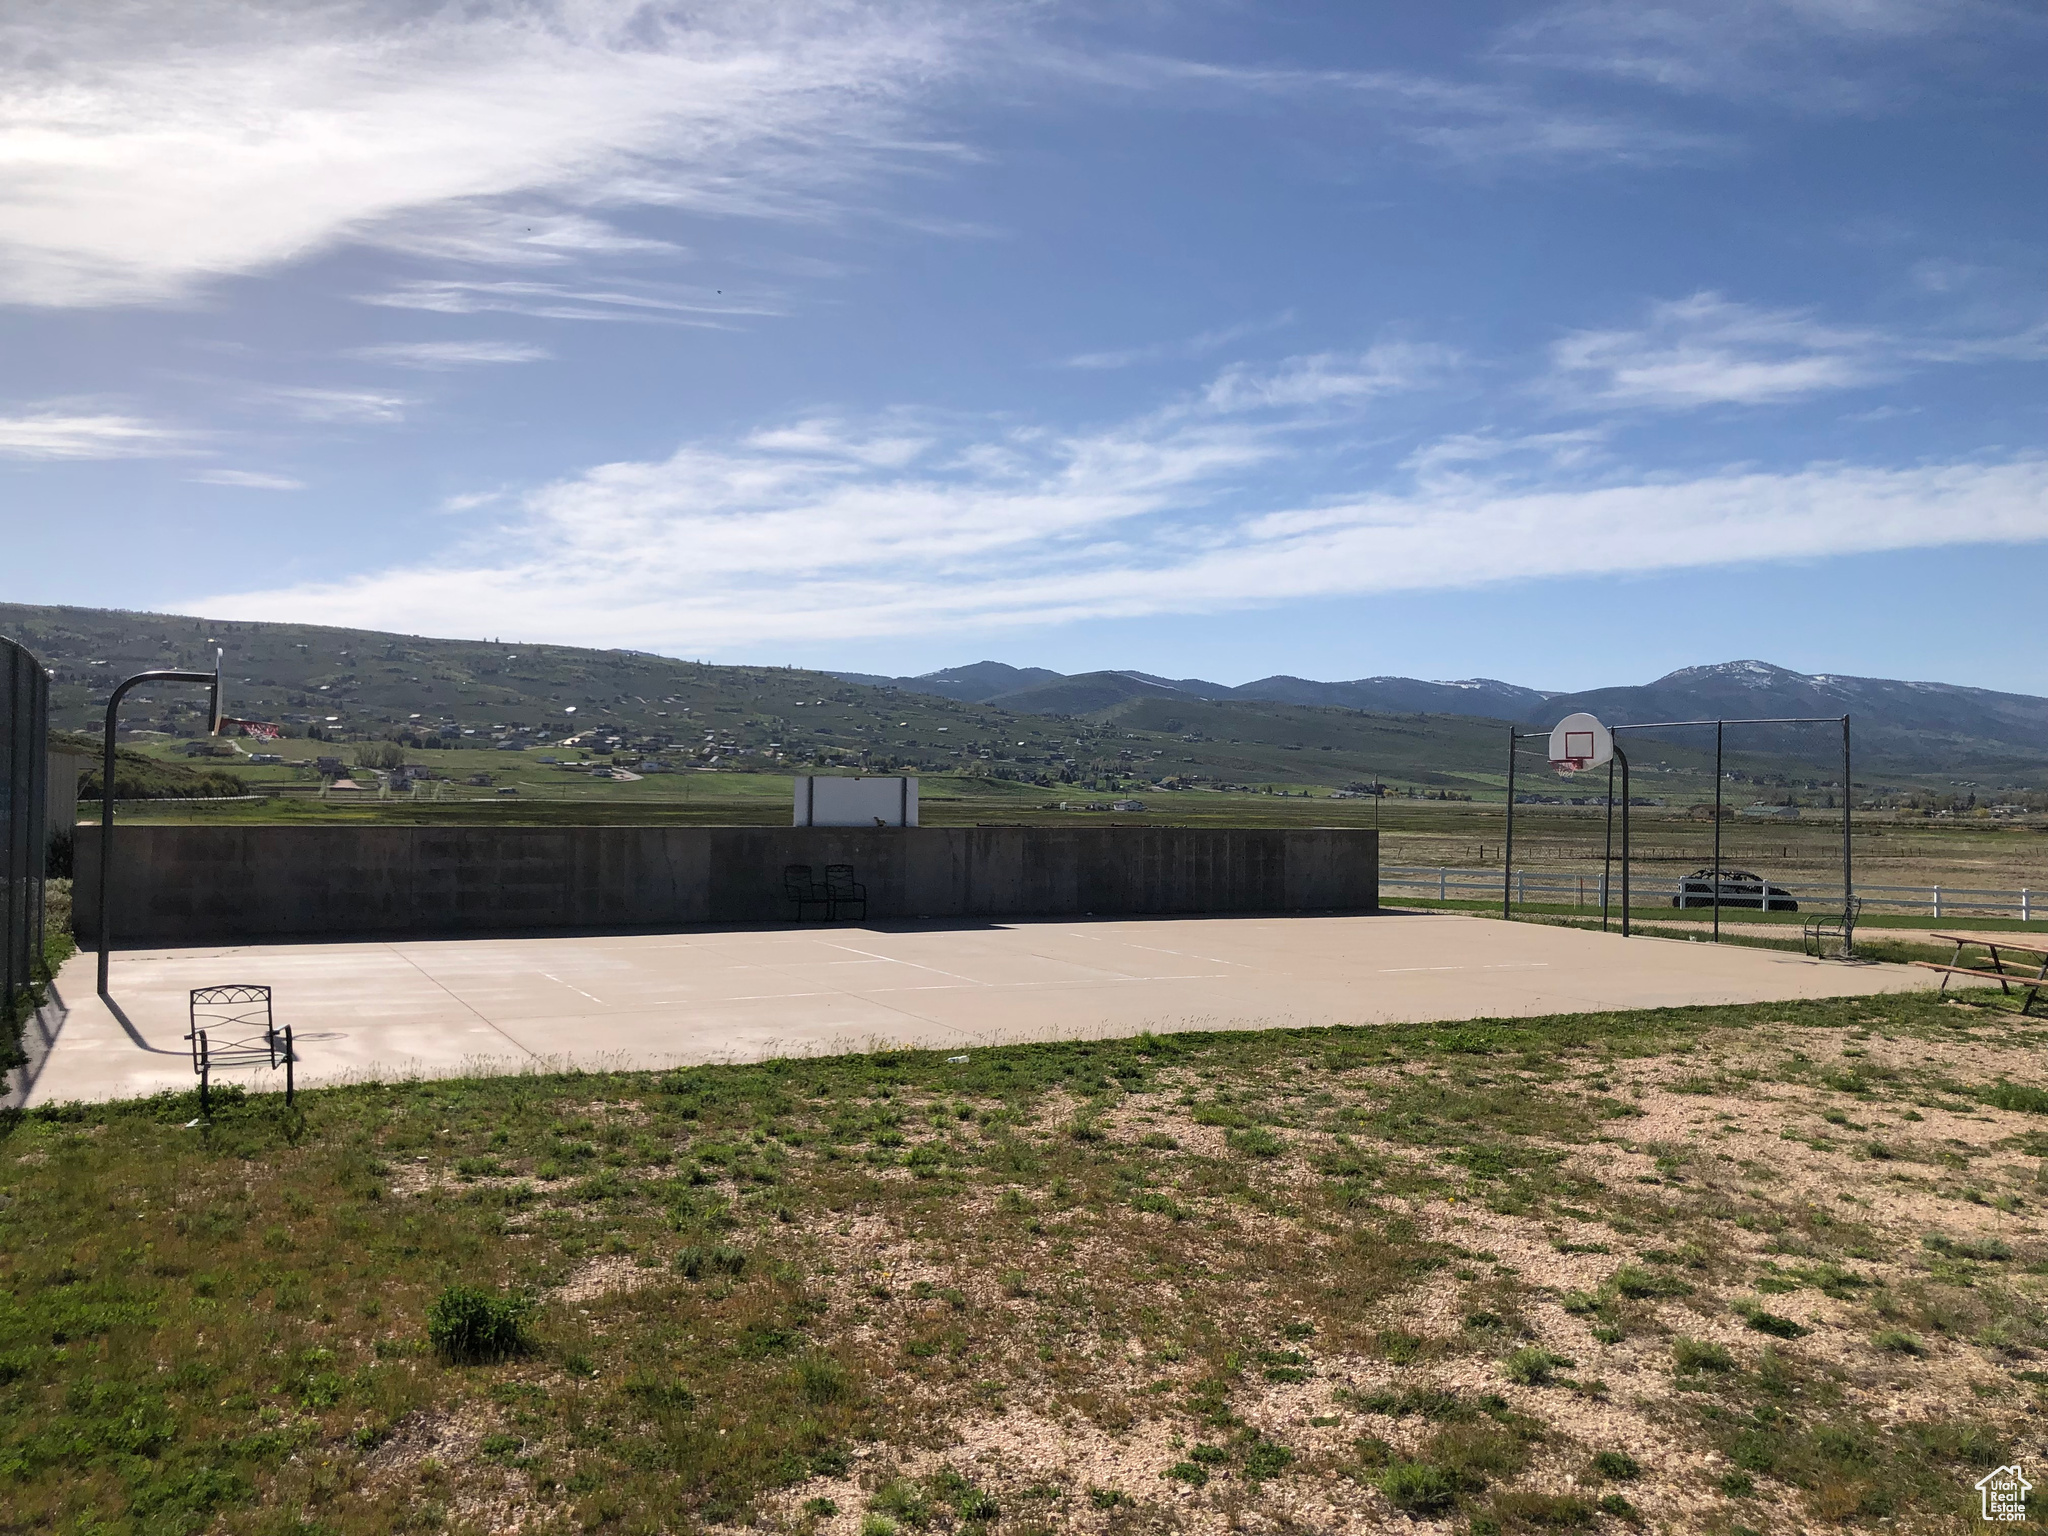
left=2, top=633, right=51, bottom=1056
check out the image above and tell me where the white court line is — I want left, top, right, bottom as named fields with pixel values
left=541, top=972, right=606, bottom=1005
left=1379, top=963, right=1553, bottom=975
left=638, top=972, right=1232, bottom=1005
left=819, top=943, right=990, bottom=985
left=1063, top=932, right=1257, bottom=968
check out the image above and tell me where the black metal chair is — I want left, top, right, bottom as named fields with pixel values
left=824, top=864, right=867, bottom=922
left=1802, top=895, right=1861, bottom=959
left=784, top=864, right=831, bottom=922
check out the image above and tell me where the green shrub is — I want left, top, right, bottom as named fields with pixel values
left=1589, top=1450, right=1641, bottom=1480
left=1227, top=1127, right=1286, bottom=1158
left=1241, top=1440, right=1295, bottom=1482
left=1671, top=1337, right=1736, bottom=1374
left=1608, top=1263, right=1689, bottom=1299
left=1164, top=1461, right=1208, bottom=1486
left=1923, top=1233, right=2011, bottom=1261
left=675, top=1243, right=747, bottom=1279
left=1980, top=1081, right=2048, bottom=1114
left=794, top=1353, right=849, bottom=1403
left=425, top=1284, right=530, bottom=1363
left=1379, top=1460, right=1459, bottom=1514
left=1502, top=1346, right=1570, bottom=1386
left=1740, top=1307, right=1810, bottom=1339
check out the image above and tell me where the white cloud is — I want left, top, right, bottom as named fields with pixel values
left=0, top=1, right=982, bottom=308
left=344, top=341, right=552, bottom=369
left=1544, top=290, right=2048, bottom=411
left=0, top=409, right=193, bottom=459
left=1062, top=313, right=1296, bottom=371
left=192, top=469, right=306, bottom=489
left=1495, top=0, right=2022, bottom=110
left=357, top=278, right=772, bottom=324
left=1117, top=56, right=1722, bottom=166
left=186, top=356, right=2048, bottom=651
left=1546, top=292, right=1893, bottom=409
left=1202, top=343, right=1458, bottom=413
left=260, top=387, right=412, bottom=424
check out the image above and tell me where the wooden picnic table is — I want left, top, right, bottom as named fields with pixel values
left=1915, top=932, right=2048, bottom=1015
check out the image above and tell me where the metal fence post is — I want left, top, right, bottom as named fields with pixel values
left=284, top=1024, right=295, bottom=1107
left=1933, top=886, right=1942, bottom=919
left=2024, top=889, right=2032, bottom=923
left=1439, top=868, right=1447, bottom=901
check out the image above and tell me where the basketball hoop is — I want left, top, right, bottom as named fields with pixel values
left=1547, top=712, right=1612, bottom=778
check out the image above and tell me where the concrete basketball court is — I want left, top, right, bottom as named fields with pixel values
left=22, top=912, right=1941, bottom=1106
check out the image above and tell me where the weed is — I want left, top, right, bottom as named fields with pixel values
left=1672, top=1338, right=1737, bottom=1374
left=424, top=1284, right=530, bottom=1363
left=1502, top=1346, right=1571, bottom=1386
left=1589, top=1450, right=1640, bottom=1480
left=1379, top=1460, right=1459, bottom=1514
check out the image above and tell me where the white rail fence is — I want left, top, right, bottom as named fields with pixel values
left=1382, top=865, right=2039, bottom=921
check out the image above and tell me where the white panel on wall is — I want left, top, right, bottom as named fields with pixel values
left=792, top=775, right=919, bottom=827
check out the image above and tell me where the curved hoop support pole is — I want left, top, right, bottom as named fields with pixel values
left=97, top=665, right=223, bottom=996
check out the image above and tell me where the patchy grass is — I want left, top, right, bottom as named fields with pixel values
left=3, top=988, right=2045, bottom=1533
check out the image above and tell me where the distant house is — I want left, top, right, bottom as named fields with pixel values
left=1110, top=799, right=1147, bottom=811
left=1741, top=803, right=1801, bottom=819
left=325, top=777, right=368, bottom=793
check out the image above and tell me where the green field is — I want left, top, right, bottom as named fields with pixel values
left=5, top=990, right=2044, bottom=1535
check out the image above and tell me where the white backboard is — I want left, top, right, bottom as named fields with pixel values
left=1546, top=711, right=1612, bottom=775
left=794, top=775, right=919, bottom=827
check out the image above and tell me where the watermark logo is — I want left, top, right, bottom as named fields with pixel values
left=1977, top=1464, right=2030, bottom=1523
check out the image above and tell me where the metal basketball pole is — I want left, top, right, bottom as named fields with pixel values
left=97, top=658, right=221, bottom=996
left=1841, top=714, right=1853, bottom=946
left=1601, top=758, right=1614, bottom=933
left=1713, top=721, right=1724, bottom=943
left=1617, top=744, right=1632, bottom=937
left=1502, top=727, right=1517, bottom=921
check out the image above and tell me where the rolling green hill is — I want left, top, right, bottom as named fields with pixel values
left=0, top=602, right=1999, bottom=807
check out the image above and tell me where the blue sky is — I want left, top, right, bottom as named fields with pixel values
left=2, top=0, right=2044, bottom=693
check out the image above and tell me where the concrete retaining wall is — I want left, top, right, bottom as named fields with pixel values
left=73, top=825, right=1377, bottom=945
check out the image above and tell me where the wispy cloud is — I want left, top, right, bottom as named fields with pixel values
left=0, top=408, right=194, bottom=460
left=1494, top=0, right=2026, bottom=111
left=1202, top=344, right=1458, bottom=413
left=1543, top=290, right=2048, bottom=411
left=259, top=387, right=412, bottom=425
left=344, top=341, right=552, bottom=370
left=1062, top=313, right=1296, bottom=371
left=189, top=356, right=2048, bottom=651
left=0, top=1, right=984, bottom=308
left=192, top=469, right=306, bottom=490
left=1545, top=292, right=1894, bottom=408
left=357, top=279, right=773, bottom=324
left=1115, top=55, right=1722, bottom=167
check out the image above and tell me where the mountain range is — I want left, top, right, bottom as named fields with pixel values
left=830, top=662, right=1555, bottom=718
left=3, top=599, right=2042, bottom=787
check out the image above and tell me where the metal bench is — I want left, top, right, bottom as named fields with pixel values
left=187, top=984, right=295, bottom=1111
left=783, top=864, right=831, bottom=922
left=823, top=864, right=867, bottom=922
left=1914, top=933, right=2048, bottom=1015
left=1802, top=896, right=1862, bottom=959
